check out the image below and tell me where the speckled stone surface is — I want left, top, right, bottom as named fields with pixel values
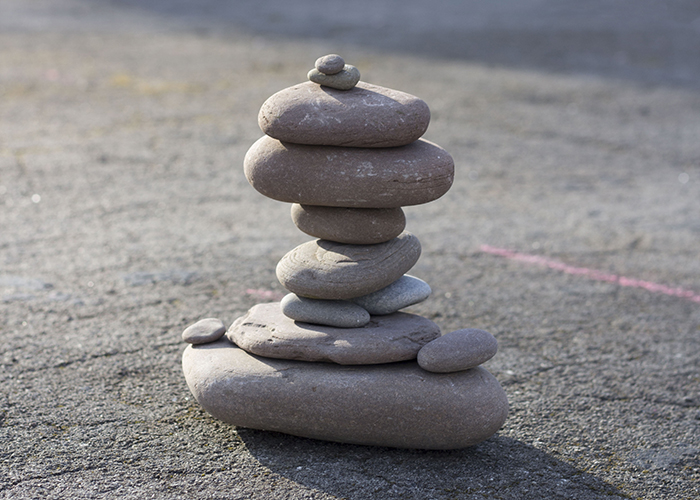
left=280, top=293, right=370, bottom=328
left=226, top=302, right=440, bottom=364
left=276, top=231, right=421, bottom=300
left=291, top=204, right=406, bottom=244
left=314, top=54, right=345, bottom=74
left=418, top=328, right=498, bottom=373
left=308, top=64, right=361, bottom=90
left=244, top=136, right=454, bottom=208
left=183, top=340, right=509, bottom=449
left=351, top=275, right=432, bottom=315
left=182, top=318, right=227, bottom=345
left=258, top=81, right=430, bottom=147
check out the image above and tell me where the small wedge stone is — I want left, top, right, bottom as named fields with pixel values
left=291, top=204, right=406, bottom=244
left=308, top=64, right=361, bottom=90
left=351, top=275, right=431, bottom=315
left=280, top=293, right=370, bottom=328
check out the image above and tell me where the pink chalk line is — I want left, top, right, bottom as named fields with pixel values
left=480, top=245, right=700, bottom=304
left=245, top=288, right=286, bottom=301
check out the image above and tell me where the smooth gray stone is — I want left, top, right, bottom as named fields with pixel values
left=280, top=293, right=370, bottom=328
left=418, top=329, right=498, bottom=373
left=182, top=318, right=226, bottom=344
left=351, top=275, right=431, bottom=315
left=226, top=302, right=440, bottom=364
left=258, top=81, right=430, bottom=148
left=244, top=136, right=454, bottom=208
left=314, top=54, right=344, bottom=75
left=183, top=340, right=509, bottom=449
left=308, top=65, right=361, bottom=90
left=276, top=231, right=421, bottom=300
left=291, top=204, right=406, bottom=244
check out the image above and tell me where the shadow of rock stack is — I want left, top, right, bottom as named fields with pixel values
left=182, top=55, right=508, bottom=450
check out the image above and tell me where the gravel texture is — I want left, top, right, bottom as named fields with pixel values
left=1, top=1, right=699, bottom=499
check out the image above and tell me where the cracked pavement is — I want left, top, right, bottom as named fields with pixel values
left=1, top=1, right=699, bottom=499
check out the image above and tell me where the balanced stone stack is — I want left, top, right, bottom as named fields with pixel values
left=182, top=55, right=508, bottom=449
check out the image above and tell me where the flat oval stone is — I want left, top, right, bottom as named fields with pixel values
left=315, top=54, right=345, bottom=75
left=418, top=329, right=498, bottom=373
left=308, top=65, right=361, bottom=90
left=183, top=340, right=509, bottom=449
left=227, top=302, right=440, bottom=364
left=276, top=231, right=421, bottom=300
left=291, top=204, right=406, bottom=244
left=244, top=136, right=454, bottom=208
left=351, top=275, right=431, bottom=315
left=182, top=318, right=226, bottom=345
left=280, top=293, right=370, bottom=328
left=258, top=81, right=430, bottom=148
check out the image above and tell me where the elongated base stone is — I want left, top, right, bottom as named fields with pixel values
left=183, top=340, right=509, bottom=449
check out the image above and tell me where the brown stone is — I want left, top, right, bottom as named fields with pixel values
left=226, top=302, right=440, bottom=364
left=291, top=204, right=406, bottom=244
left=276, top=231, right=421, bottom=300
left=258, top=81, right=430, bottom=148
left=244, top=136, right=454, bottom=208
left=183, top=340, right=509, bottom=449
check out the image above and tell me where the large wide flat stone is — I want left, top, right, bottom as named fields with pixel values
left=244, top=136, right=454, bottom=208
left=258, top=81, right=430, bottom=148
left=226, top=302, right=440, bottom=364
left=276, top=231, right=421, bottom=300
left=183, top=340, right=509, bottom=449
left=291, top=204, right=406, bottom=245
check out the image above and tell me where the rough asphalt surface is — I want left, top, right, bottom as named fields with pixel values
left=1, top=1, right=699, bottom=498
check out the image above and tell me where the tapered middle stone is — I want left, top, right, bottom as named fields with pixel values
left=276, top=231, right=421, bottom=300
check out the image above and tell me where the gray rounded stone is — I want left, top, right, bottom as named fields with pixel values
left=182, top=318, right=226, bottom=345
left=258, top=81, right=430, bottom=148
left=244, top=136, right=454, bottom=208
left=351, top=275, right=431, bottom=315
left=226, top=302, right=440, bottom=364
left=308, top=64, right=361, bottom=90
left=183, top=340, right=509, bottom=449
left=291, top=204, right=406, bottom=244
left=276, top=231, right=421, bottom=300
left=314, top=54, right=345, bottom=75
left=418, top=329, right=498, bottom=373
left=280, top=293, right=370, bottom=328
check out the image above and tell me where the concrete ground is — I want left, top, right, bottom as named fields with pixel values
left=1, top=1, right=699, bottom=498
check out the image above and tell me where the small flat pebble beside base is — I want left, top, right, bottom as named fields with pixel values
left=352, top=275, right=431, bottom=315
left=182, top=318, right=227, bottom=344
left=280, top=293, right=370, bottom=328
left=183, top=340, right=509, bottom=449
left=418, top=328, right=498, bottom=373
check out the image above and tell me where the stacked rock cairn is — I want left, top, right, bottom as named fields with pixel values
left=182, top=55, right=508, bottom=450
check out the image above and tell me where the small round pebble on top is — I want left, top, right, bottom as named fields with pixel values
left=315, top=54, right=345, bottom=75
